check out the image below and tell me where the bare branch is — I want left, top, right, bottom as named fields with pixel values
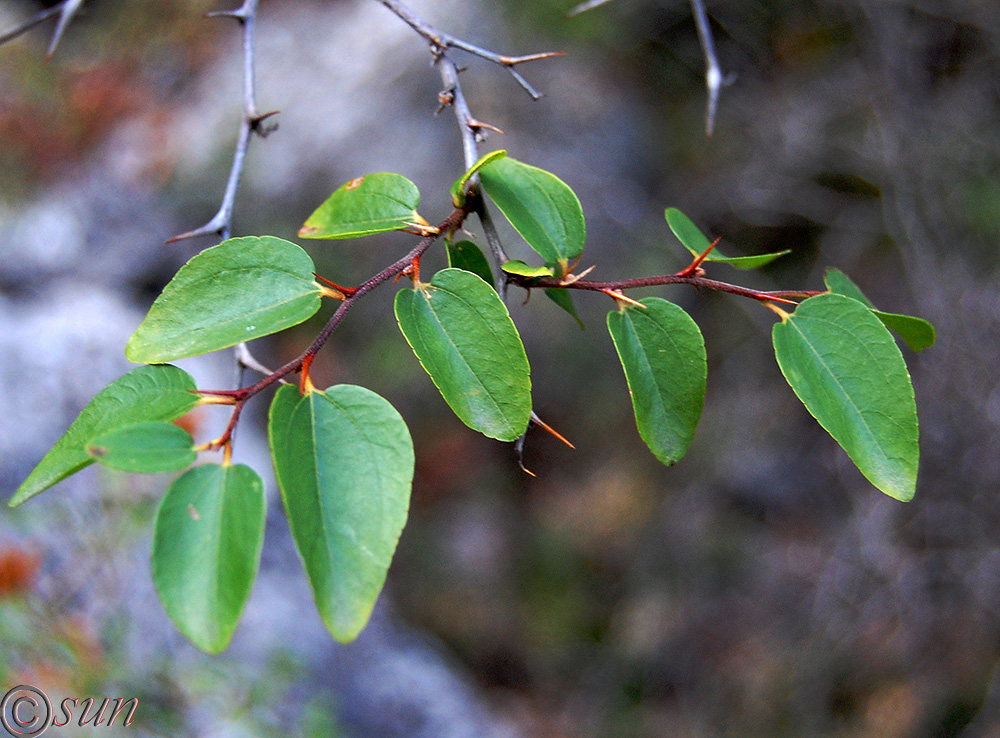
left=690, top=0, right=732, bottom=137
left=374, top=0, right=561, bottom=100
left=170, top=0, right=277, bottom=243
left=0, top=0, right=85, bottom=58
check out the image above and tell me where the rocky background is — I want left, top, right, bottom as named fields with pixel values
left=2, top=0, right=1000, bottom=736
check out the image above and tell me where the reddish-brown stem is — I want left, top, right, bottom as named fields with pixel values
left=509, top=272, right=822, bottom=306
left=197, top=206, right=469, bottom=409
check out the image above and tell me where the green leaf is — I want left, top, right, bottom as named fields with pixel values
left=87, top=421, right=195, bottom=474
left=501, top=260, right=555, bottom=278
left=268, top=384, right=413, bottom=643
left=607, top=298, right=707, bottom=465
left=823, top=268, right=873, bottom=308
left=152, top=463, right=266, bottom=653
left=545, top=288, right=584, bottom=329
left=665, top=207, right=789, bottom=270
left=299, top=173, right=423, bottom=239
left=479, top=156, right=585, bottom=268
left=872, top=312, right=936, bottom=352
left=772, top=293, right=919, bottom=501
left=446, top=239, right=495, bottom=288
left=126, top=236, right=322, bottom=363
left=395, top=268, right=532, bottom=441
left=11, top=365, right=199, bottom=507
left=451, top=150, right=507, bottom=206
left=824, top=268, right=936, bottom=352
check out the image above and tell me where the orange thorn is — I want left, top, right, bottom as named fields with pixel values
left=314, top=273, right=357, bottom=298
left=300, top=354, right=316, bottom=395
left=600, top=289, right=647, bottom=308
left=677, top=236, right=722, bottom=278
left=531, top=412, right=575, bottom=449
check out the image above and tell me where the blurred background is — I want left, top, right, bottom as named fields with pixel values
left=1, top=0, right=999, bottom=736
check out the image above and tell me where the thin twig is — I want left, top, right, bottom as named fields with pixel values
left=690, top=0, right=729, bottom=137
left=169, top=0, right=277, bottom=243
left=374, top=0, right=562, bottom=100
left=0, top=0, right=84, bottom=57
left=431, top=47, right=512, bottom=291
left=235, top=342, right=281, bottom=380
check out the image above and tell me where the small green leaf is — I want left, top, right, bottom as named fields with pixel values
left=824, top=268, right=936, bottom=352
left=11, top=365, right=199, bottom=507
left=607, top=298, right=706, bottom=465
left=126, top=236, right=322, bottom=363
left=665, top=208, right=789, bottom=269
left=268, top=384, right=413, bottom=643
left=872, top=312, right=936, bottom=352
left=451, top=150, right=507, bottom=206
left=395, top=268, right=532, bottom=441
left=823, top=268, right=874, bottom=308
left=87, top=421, right=195, bottom=474
left=545, top=288, right=584, bottom=329
left=299, top=173, right=423, bottom=239
left=772, top=293, right=919, bottom=501
left=446, top=239, right=495, bottom=288
left=479, top=156, right=585, bottom=268
left=152, top=463, right=266, bottom=653
left=501, top=260, right=555, bottom=278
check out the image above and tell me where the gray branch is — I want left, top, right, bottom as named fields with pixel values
left=169, top=0, right=277, bottom=243
left=374, top=0, right=562, bottom=100
left=0, top=0, right=86, bottom=59
left=690, top=0, right=731, bottom=137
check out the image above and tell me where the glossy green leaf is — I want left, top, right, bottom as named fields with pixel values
left=665, top=207, right=789, bottom=269
left=607, top=298, right=707, bottom=465
left=87, top=421, right=195, bottom=474
left=479, top=156, right=585, bottom=268
left=152, top=463, right=265, bottom=653
left=501, top=260, right=555, bottom=278
left=299, top=173, right=423, bottom=239
left=395, top=268, right=532, bottom=441
left=446, top=239, right=494, bottom=288
left=268, top=384, right=413, bottom=643
left=772, top=293, right=919, bottom=501
left=545, top=288, right=584, bottom=329
left=126, top=236, right=322, bottom=363
left=10, top=365, right=199, bottom=507
left=451, top=150, right=507, bottom=206
left=824, top=268, right=936, bottom=352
